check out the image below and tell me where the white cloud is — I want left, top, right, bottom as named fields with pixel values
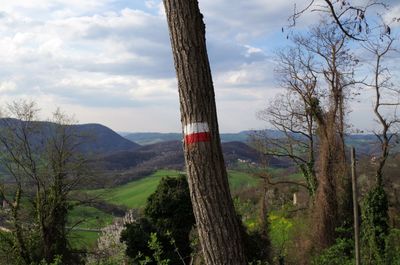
left=0, top=81, right=17, bottom=93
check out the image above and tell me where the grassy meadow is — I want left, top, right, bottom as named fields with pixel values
left=88, top=169, right=260, bottom=208
left=68, top=169, right=260, bottom=247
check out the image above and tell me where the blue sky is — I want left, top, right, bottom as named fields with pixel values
left=0, top=0, right=399, bottom=132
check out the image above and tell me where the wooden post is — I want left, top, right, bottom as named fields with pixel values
left=351, top=147, right=360, bottom=265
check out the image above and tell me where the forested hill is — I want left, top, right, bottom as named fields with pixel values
left=0, top=118, right=140, bottom=154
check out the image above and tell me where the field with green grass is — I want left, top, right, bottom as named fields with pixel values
left=88, top=169, right=260, bottom=209
left=70, top=169, right=261, bottom=247
left=87, top=170, right=183, bottom=208
left=69, top=230, right=102, bottom=249
left=68, top=205, right=114, bottom=229
left=67, top=205, right=114, bottom=248
left=228, top=170, right=260, bottom=190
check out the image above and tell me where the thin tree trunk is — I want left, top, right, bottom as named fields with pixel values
left=351, top=147, right=360, bottom=265
left=162, top=1, right=247, bottom=264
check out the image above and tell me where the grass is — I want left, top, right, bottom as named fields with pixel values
left=67, top=205, right=114, bottom=248
left=228, top=170, right=260, bottom=190
left=87, top=170, right=182, bottom=208
left=69, top=230, right=101, bottom=249
left=68, top=205, right=114, bottom=229
left=88, top=169, right=259, bottom=209
left=73, top=169, right=260, bottom=247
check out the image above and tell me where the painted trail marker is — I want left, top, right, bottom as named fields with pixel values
left=184, top=122, right=211, bottom=144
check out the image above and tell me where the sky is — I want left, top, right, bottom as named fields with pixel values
left=0, top=0, right=399, bottom=133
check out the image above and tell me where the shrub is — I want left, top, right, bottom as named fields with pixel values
left=120, top=175, right=195, bottom=264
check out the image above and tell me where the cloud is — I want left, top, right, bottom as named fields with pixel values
left=0, top=0, right=397, bottom=132
left=0, top=81, right=17, bottom=93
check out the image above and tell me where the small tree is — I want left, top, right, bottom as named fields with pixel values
left=361, top=34, right=398, bottom=264
left=0, top=101, right=87, bottom=264
left=121, top=175, right=195, bottom=264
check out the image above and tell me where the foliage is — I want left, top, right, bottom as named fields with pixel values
left=362, top=185, right=389, bottom=264
left=0, top=102, right=87, bottom=264
left=234, top=197, right=259, bottom=230
left=268, top=212, right=293, bottom=263
left=311, top=237, right=354, bottom=265
left=85, top=211, right=135, bottom=265
left=120, top=175, right=194, bottom=264
left=385, top=229, right=400, bottom=265
left=38, top=255, right=63, bottom=265
left=244, top=229, right=271, bottom=264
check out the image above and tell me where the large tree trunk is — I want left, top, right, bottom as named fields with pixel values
left=162, top=1, right=247, bottom=264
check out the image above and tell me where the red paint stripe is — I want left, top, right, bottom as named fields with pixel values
left=185, top=132, right=211, bottom=144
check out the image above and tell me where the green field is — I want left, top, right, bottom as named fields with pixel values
left=69, top=230, right=101, bottom=249
left=88, top=169, right=260, bottom=209
left=68, top=205, right=114, bottom=229
left=87, top=170, right=183, bottom=208
left=228, top=170, right=260, bottom=190
left=67, top=205, right=114, bottom=248
left=73, top=169, right=260, bottom=247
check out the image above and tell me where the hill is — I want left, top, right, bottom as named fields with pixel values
left=122, top=130, right=385, bottom=156
left=93, top=140, right=269, bottom=173
left=0, top=118, right=140, bottom=155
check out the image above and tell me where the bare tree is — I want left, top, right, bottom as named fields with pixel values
left=255, top=44, right=319, bottom=199
left=363, top=35, right=399, bottom=185
left=289, top=0, right=392, bottom=41
left=361, top=34, right=399, bottom=262
left=162, top=1, right=247, bottom=264
left=0, top=101, right=87, bottom=264
left=257, top=21, right=357, bottom=251
left=300, top=22, right=358, bottom=249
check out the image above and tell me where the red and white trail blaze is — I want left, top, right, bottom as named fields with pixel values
left=184, top=122, right=211, bottom=144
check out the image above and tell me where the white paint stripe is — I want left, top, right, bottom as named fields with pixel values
left=184, top=122, right=209, bottom=135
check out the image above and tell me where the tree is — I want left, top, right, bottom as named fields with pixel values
left=0, top=101, right=87, bottom=264
left=255, top=44, right=319, bottom=199
left=361, top=35, right=398, bottom=264
left=290, top=0, right=391, bottom=41
left=297, top=22, right=357, bottom=250
left=162, top=1, right=247, bottom=264
left=121, top=175, right=195, bottom=264
left=257, top=21, right=357, bottom=251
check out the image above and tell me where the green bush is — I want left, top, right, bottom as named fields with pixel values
left=120, top=175, right=195, bottom=264
left=311, top=237, right=354, bottom=265
left=361, top=185, right=389, bottom=264
left=385, top=229, right=400, bottom=265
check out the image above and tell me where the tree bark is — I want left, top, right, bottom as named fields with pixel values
left=162, top=1, right=247, bottom=264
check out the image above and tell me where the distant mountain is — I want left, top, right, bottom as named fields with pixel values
left=0, top=118, right=140, bottom=155
left=122, top=130, right=383, bottom=156
left=124, top=132, right=182, bottom=145
left=123, top=131, right=255, bottom=145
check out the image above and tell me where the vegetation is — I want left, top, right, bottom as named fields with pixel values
left=88, top=170, right=259, bottom=209
left=0, top=102, right=88, bottom=264
left=0, top=1, right=399, bottom=264
left=87, top=170, right=182, bottom=208
left=120, top=175, right=195, bottom=264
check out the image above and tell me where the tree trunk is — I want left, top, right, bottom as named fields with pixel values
left=162, top=1, right=247, bottom=264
